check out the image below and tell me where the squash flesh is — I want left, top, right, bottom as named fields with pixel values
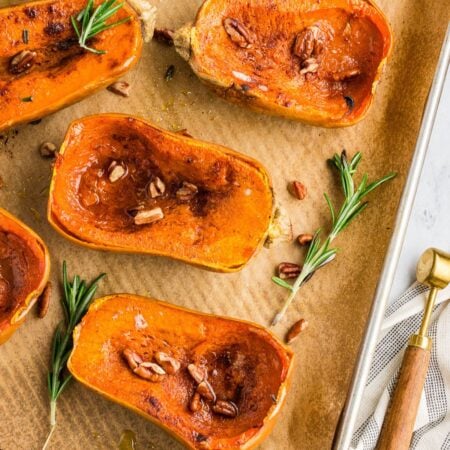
left=0, top=208, right=50, bottom=344
left=68, top=294, right=294, bottom=449
left=0, top=0, right=142, bottom=131
left=184, top=0, right=392, bottom=126
left=48, top=114, right=273, bottom=271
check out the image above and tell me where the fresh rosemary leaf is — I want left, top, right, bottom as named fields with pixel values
left=271, top=150, right=396, bottom=326
left=71, top=0, right=130, bottom=54
left=42, top=262, right=105, bottom=450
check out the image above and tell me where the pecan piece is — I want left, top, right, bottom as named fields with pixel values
left=134, top=207, right=164, bottom=225
left=107, top=81, right=131, bottom=97
left=39, top=142, right=57, bottom=158
left=300, top=58, right=319, bottom=75
left=123, top=348, right=143, bottom=371
left=289, top=181, right=307, bottom=200
left=187, top=363, right=206, bottom=384
left=223, top=17, right=253, bottom=48
left=189, top=392, right=202, bottom=412
left=38, top=282, right=52, bottom=318
left=298, top=233, right=313, bottom=246
left=278, top=262, right=301, bottom=280
left=286, top=318, right=309, bottom=344
left=108, top=161, right=127, bottom=183
left=176, top=182, right=198, bottom=201
left=9, top=50, right=37, bottom=75
left=148, top=177, right=166, bottom=198
left=140, top=361, right=166, bottom=375
left=133, top=364, right=165, bottom=382
left=154, top=351, right=180, bottom=374
left=212, top=400, right=238, bottom=418
left=196, top=381, right=216, bottom=403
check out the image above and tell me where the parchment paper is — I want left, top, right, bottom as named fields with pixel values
left=0, top=1, right=449, bottom=449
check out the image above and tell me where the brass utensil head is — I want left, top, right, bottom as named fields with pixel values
left=416, top=248, right=450, bottom=289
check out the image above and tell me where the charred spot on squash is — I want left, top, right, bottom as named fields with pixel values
left=179, top=0, right=392, bottom=126
left=0, top=208, right=49, bottom=344
left=68, top=295, right=294, bottom=449
left=48, top=114, right=273, bottom=272
left=0, top=0, right=142, bottom=131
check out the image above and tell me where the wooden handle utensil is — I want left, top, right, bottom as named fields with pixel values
left=376, top=248, right=450, bottom=450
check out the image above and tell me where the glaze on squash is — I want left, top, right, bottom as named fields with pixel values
left=47, top=114, right=273, bottom=272
left=170, top=0, right=392, bottom=127
left=0, top=0, right=142, bottom=132
left=0, top=208, right=50, bottom=344
left=68, top=294, right=294, bottom=449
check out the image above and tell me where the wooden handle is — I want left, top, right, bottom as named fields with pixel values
left=376, top=345, right=431, bottom=450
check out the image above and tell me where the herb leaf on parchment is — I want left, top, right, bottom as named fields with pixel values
left=43, top=262, right=105, bottom=450
left=272, top=150, right=396, bottom=326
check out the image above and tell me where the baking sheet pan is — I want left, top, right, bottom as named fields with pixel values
left=0, top=1, right=449, bottom=449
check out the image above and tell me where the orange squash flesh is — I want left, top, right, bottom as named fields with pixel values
left=48, top=114, right=273, bottom=272
left=0, top=0, right=142, bottom=132
left=174, top=0, right=392, bottom=126
left=68, top=294, right=294, bottom=449
left=0, top=208, right=50, bottom=344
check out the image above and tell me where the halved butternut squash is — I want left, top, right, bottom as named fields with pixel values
left=68, top=294, right=294, bottom=449
left=47, top=114, right=274, bottom=271
left=0, top=0, right=142, bottom=131
left=168, top=0, right=392, bottom=126
left=0, top=208, right=50, bottom=344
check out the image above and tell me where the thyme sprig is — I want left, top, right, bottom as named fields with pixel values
left=71, top=0, right=130, bottom=54
left=271, top=151, right=396, bottom=326
left=43, top=262, right=105, bottom=450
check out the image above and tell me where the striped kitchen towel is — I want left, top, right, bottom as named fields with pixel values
left=351, top=282, right=450, bottom=450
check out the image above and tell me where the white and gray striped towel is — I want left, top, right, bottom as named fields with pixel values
left=351, top=282, right=450, bottom=450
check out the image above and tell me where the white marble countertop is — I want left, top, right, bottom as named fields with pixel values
left=390, top=61, right=450, bottom=300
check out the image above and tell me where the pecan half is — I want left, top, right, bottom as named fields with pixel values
left=134, top=207, right=164, bottom=225
left=9, top=50, right=37, bottom=75
left=286, top=318, right=309, bottom=344
left=176, top=182, right=198, bottom=201
left=187, top=363, right=206, bottom=384
left=223, top=17, right=253, bottom=48
left=196, top=380, right=216, bottom=403
left=278, top=262, right=301, bottom=280
left=148, top=177, right=166, bottom=198
left=293, top=24, right=329, bottom=62
left=38, top=282, right=52, bottom=318
left=212, top=400, right=238, bottom=418
left=154, top=351, right=180, bottom=374
left=123, top=348, right=143, bottom=371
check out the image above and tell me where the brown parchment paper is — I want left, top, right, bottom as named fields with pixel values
left=0, top=1, right=449, bottom=449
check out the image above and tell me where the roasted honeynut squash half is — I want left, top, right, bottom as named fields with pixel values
left=48, top=114, right=275, bottom=272
left=0, top=0, right=143, bottom=132
left=168, top=0, right=392, bottom=127
left=0, top=208, right=50, bottom=344
left=68, top=294, right=294, bottom=450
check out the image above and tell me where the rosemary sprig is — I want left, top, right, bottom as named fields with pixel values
left=42, top=262, right=105, bottom=450
left=71, top=0, right=130, bottom=54
left=271, top=151, right=396, bottom=326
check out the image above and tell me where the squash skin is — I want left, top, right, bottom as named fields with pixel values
left=0, top=0, right=142, bottom=132
left=68, top=294, right=294, bottom=450
left=174, top=0, right=392, bottom=127
left=47, top=114, right=274, bottom=272
left=0, top=208, right=50, bottom=344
